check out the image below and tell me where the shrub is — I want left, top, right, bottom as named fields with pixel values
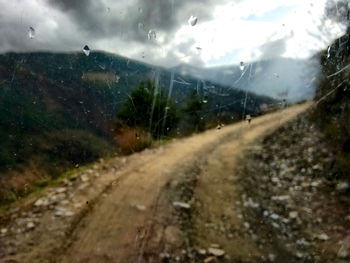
left=115, top=127, right=152, bottom=154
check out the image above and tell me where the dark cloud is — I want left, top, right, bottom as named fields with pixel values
left=45, top=0, right=226, bottom=43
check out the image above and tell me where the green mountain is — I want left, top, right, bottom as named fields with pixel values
left=0, top=51, right=276, bottom=181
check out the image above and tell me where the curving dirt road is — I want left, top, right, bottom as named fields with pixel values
left=0, top=103, right=311, bottom=263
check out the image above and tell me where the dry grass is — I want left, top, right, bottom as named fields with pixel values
left=0, top=160, right=47, bottom=204
left=115, top=127, right=152, bottom=154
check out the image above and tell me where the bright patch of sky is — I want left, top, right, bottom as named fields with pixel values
left=168, top=0, right=345, bottom=67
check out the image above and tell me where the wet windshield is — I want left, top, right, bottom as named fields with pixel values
left=0, top=0, right=349, bottom=262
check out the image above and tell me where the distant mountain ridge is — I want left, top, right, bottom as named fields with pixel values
left=173, top=57, right=320, bottom=102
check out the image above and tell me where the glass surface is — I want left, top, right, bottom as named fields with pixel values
left=0, top=0, right=349, bottom=262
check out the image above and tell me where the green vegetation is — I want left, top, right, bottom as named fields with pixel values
left=117, top=80, right=179, bottom=139
left=0, top=51, right=276, bottom=207
left=182, top=89, right=206, bottom=134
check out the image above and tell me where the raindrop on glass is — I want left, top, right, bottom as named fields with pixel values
left=28, top=27, right=35, bottom=39
left=188, top=15, right=198, bottom=26
left=138, top=7, right=143, bottom=13
left=138, top=22, right=145, bottom=31
left=202, top=99, right=208, bottom=104
left=148, top=30, right=156, bottom=40
left=327, top=46, right=331, bottom=58
left=83, top=45, right=90, bottom=56
left=107, top=7, right=110, bottom=13
left=240, top=61, right=245, bottom=71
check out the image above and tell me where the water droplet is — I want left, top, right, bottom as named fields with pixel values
left=327, top=45, right=331, bottom=58
left=138, top=7, right=143, bottom=13
left=274, top=73, right=279, bottom=78
left=148, top=30, right=156, bottom=40
left=138, top=22, right=145, bottom=31
left=107, top=7, right=110, bottom=12
left=83, top=45, right=90, bottom=56
left=240, top=61, right=245, bottom=71
left=188, top=15, right=198, bottom=26
left=202, top=99, right=208, bottom=103
left=28, top=27, right=35, bottom=39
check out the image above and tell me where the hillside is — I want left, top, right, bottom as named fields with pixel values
left=0, top=51, right=276, bottom=204
left=311, top=32, right=350, bottom=178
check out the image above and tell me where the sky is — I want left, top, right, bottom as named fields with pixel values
left=0, top=0, right=346, bottom=68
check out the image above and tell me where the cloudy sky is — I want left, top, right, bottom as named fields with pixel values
left=0, top=0, right=346, bottom=68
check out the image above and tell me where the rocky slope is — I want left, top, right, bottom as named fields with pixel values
left=236, top=113, right=350, bottom=262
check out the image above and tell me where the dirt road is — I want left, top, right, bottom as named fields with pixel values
left=0, top=103, right=311, bottom=263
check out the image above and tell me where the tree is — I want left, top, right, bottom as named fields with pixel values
left=183, top=89, right=206, bottom=133
left=117, top=80, right=179, bottom=138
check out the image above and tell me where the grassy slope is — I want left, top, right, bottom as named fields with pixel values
left=0, top=51, right=276, bottom=205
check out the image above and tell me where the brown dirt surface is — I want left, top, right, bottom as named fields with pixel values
left=0, top=103, right=311, bottom=263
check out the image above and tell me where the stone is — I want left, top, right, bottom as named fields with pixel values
left=271, top=222, right=280, bottom=229
left=64, top=211, right=74, bottom=217
left=210, top=244, right=220, bottom=248
left=317, top=233, right=329, bottom=241
left=270, top=213, right=279, bottom=220
left=336, top=182, right=349, bottom=192
left=159, top=252, right=170, bottom=259
left=77, top=183, right=89, bottom=190
left=271, top=195, right=290, bottom=201
left=204, top=256, right=216, bottom=263
left=172, top=201, right=191, bottom=209
left=338, top=236, right=350, bottom=259
left=56, top=187, right=67, bottom=193
left=134, top=204, right=146, bottom=211
left=54, top=207, right=73, bottom=217
left=34, top=198, right=48, bottom=207
left=268, top=253, right=276, bottom=262
left=289, top=211, right=298, bottom=219
left=208, top=247, right=225, bottom=257
left=81, top=175, right=90, bottom=182
left=198, top=248, right=206, bottom=255
left=26, top=222, right=35, bottom=230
